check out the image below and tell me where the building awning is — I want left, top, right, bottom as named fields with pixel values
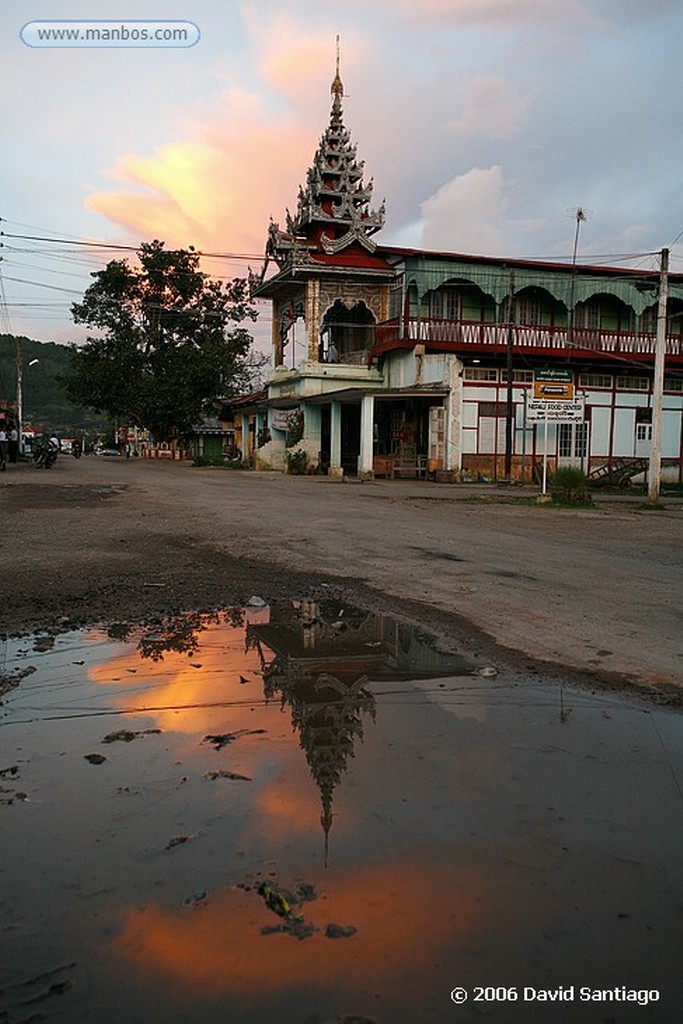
left=301, top=384, right=449, bottom=405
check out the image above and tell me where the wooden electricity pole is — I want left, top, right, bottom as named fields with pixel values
left=648, top=248, right=669, bottom=504
left=504, top=270, right=515, bottom=480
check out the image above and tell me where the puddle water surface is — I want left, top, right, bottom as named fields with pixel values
left=1, top=600, right=681, bottom=1023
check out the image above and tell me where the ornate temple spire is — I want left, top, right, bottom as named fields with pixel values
left=331, top=35, right=343, bottom=119
left=286, top=38, right=385, bottom=254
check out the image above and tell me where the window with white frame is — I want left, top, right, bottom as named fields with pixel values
left=559, top=422, right=588, bottom=459
left=574, top=301, right=601, bottom=329
left=464, top=367, right=498, bottom=382
left=664, top=376, right=683, bottom=392
left=636, top=424, right=652, bottom=442
left=616, top=376, right=649, bottom=391
left=388, top=281, right=403, bottom=319
left=640, top=306, right=658, bottom=334
left=512, top=369, right=534, bottom=383
left=516, top=296, right=542, bottom=326
left=578, top=373, right=612, bottom=389
left=429, top=288, right=461, bottom=320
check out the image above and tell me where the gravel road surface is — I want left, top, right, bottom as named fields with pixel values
left=2, top=456, right=681, bottom=700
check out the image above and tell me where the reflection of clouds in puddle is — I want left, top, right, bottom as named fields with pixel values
left=109, top=857, right=494, bottom=999
left=87, top=622, right=264, bottom=737
left=253, top=777, right=323, bottom=839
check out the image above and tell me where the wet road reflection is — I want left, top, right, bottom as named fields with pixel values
left=1, top=601, right=681, bottom=1023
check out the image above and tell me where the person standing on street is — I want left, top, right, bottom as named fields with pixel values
left=0, top=426, right=8, bottom=470
left=8, top=426, right=19, bottom=463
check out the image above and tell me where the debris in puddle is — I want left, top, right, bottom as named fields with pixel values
left=203, top=729, right=267, bottom=750
left=0, top=664, right=37, bottom=698
left=5, top=961, right=78, bottom=1011
left=84, top=754, right=107, bottom=765
left=101, top=729, right=162, bottom=744
left=261, top=920, right=318, bottom=940
left=258, top=882, right=293, bottom=918
left=32, top=635, right=56, bottom=653
left=203, top=770, right=251, bottom=782
left=325, top=923, right=358, bottom=939
left=247, top=595, right=267, bottom=608
left=255, top=879, right=318, bottom=939
left=238, top=675, right=249, bottom=685
left=252, top=877, right=354, bottom=942
left=478, top=666, right=498, bottom=677
left=183, top=890, right=207, bottom=907
left=165, top=831, right=203, bottom=850
left=1, top=764, right=28, bottom=806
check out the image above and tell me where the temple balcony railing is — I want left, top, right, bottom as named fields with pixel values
left=372, top=317, right=683, bottom=361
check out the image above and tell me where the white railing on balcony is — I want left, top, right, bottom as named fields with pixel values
left=375, top=317, right=682, bottom=357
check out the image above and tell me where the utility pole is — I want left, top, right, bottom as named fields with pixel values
left=504, top=269, right=515, bottom=480
left=16, top=337, right=23, bottom=453
left=568, top=208, right=587, bottom=349
left=648, top=247, right=669, bottom=504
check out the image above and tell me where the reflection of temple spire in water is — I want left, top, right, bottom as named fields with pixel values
left=249, top=597, right=470, bottom=865
left=292, top=671, right=375, bottom=867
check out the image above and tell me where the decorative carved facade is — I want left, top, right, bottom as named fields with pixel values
left=251, top=45, right=393, bottom=369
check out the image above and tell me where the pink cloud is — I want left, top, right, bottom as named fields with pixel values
left=419, top=166, right=510, bottom=255
left=377, top=0, right=605, bottom=29
left=85, top=85, right=318, bottom=257
left=84, top=21, right=363, bottom=259
left=448, top=75, right=533, bottom=139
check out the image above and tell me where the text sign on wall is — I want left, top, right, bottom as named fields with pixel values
left=533, top=367, right=574, bottom=401
left=271, top=408, right=297, bottom=431
left=533, top=381, right=575, bottom=400
left=527, top=397, right=585, bottom=422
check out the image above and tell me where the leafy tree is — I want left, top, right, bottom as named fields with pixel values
left=62, top=240, right=261, bottom=440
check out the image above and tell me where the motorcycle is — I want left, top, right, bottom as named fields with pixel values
left=72, top=440, right=82, bottom=459
left=33, top=437, right=59, bottom=469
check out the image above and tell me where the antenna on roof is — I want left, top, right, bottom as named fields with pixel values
left=566, top=206, right=591, bottom=264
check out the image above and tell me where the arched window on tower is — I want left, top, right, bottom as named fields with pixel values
left=321, top=300, right=376, bottom=364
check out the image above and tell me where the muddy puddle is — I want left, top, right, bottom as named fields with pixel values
left=1, top=599, right=682, bottom=1024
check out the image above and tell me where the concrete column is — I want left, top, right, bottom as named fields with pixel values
left=241, top=413, right=250, bottom=459
left=358, top=394, right=375, bottom=479
left=329, top=401, right=343, bottom=479
left=306, top=280, right=321, bottom=361
left=303, top=403, right=322, bottom=469
left=445, top=355, right=463, bottom=473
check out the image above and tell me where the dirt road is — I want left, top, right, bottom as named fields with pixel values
left=2, top=456, right=682, bottom=698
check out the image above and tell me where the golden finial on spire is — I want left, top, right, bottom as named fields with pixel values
left=331, top=34, right=343, bottom=110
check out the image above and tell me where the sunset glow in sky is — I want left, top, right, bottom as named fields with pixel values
left=1, top=0, right=682, bottom=343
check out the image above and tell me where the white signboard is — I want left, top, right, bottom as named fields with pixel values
left=527, top=398, right=585, bottom=422
left=271, top=408, right=297, bottom=431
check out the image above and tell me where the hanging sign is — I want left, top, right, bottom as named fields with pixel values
left=533, top=367, right=574, bottom=400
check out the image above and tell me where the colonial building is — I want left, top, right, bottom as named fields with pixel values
left=251, top=63, right=683, bottom=483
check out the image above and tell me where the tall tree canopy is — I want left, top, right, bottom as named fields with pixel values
left=63, top=241, right=261, bottom=440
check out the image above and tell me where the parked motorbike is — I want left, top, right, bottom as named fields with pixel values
left=33, top=437, right=59, bottom=469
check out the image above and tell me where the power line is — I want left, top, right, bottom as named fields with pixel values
left=0, top=228, right=264, bottom=262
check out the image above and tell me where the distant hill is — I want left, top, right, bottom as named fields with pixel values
left=0, top=334, right=108, bottom=436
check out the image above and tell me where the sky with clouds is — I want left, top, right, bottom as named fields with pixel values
left=1, top=0, right=682, bottom=346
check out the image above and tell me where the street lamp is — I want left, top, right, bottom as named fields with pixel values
left=17, top=353, right=39, bottom=455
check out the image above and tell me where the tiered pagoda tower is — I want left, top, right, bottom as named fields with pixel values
left=252, top=44, right=393, bottom=368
